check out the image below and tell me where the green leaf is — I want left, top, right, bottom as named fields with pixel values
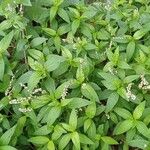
left=69, top=109, right=77, bottom=130
left=46, top=106, right=61, bottom=125
left=123, top=75, right=140, bottom=83
left=81, top=83, right=99, bottom=102
left=136, top=121, right=150, bottom=138
left=31, top=37, right=47, bottom=47
left=28, top=136, right=49, bottom=145
left=118, top=61, right=131, bottom=69
left=47, top=141, right=55, bottom=150
left=0, top=125, right=16, bottom=145
left=117, top=87, right=128, bottom=101
left=133, top=101, right=145, bottom=120
left=133, top=29, right=147, bottom=40
left=58, top=8, right=70, bottom=23
left=34, top=125, right=52, bottom=136
left=71, top=132, right=80, bottom=150
left=52, top=125, right=66, bottom=141
left=105, top=92, right=119, bottom=113
left=72, top=19, right=80, bottom=34
left=128, top=139, right=149, bottom=149
left=28, top=72, right=42, bottom=91
left=19, top=0, right=32, bottom=6
left=101, top=136, right=118, bottom=145
left=42, top=28, right=56, bottom=36
left=114, top=120, right=133, bottom=135
left=0, top=56, right=4, bottom=81
left=0, top=31, right=14, bottom=53
left=85, top=103, right=96, bottom=118
left=66, top=98, right=92, bottom=109
left=11, top=116, right=26, bottom=145
left=79, top=133, right=94, bottom=145
left=50, top=6, right=58, bottom=21
left=59, top=134, right=71, bottom=150
left=114, top=107, right=132, bottom=119
left=44, top=54, right=65, bottom=72
left=0, top=146, right=17, bottom=150
left=126, top=41, right=135, bottom=62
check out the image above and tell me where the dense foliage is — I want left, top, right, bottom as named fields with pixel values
left=1, top=0, right=150, bottom=149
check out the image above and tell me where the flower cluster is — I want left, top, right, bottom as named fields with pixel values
left=138, top=75, right=150, bottom=90
left=126, top=83, right=136, bottom=100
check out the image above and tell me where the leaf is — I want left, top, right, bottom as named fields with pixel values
left=133, top=29, right=147, bottom=40
left=128, top=139, right=149, bottom=149
left=123, top=75, right=140, bottom=83
left=0, top=56, right=4, bottom=81
left=66, top=98, right=92, bottom=109
left=133, top=101, right=145, bottom=120
left=58, top=134, right=71, bottom=150
left=31, top=37, right=47, bottom=47
left=101, top=136, right=118, bottom=145
left=0, top=31, right=14, bottom=53
left=85, top=103, right=96, bottom=118
left=69, top=109, right=77, bottom=130
left=72, top=19, right=80, bottom=34
left=47, top=141, right=55, bottom=150
left=117, top=87, right=128, bottom=101
left=34, top=125, right=52, bottom=136
left=71, top=132, right=80, bottom=150
left=0, top=146, right=17, bottom=150
left=44, top=54, right=65, bottom=72
left=0, top=125, right=16, bottom=145
left=58, top=8, right=70, bottom=23
left=42, top=28, right=56, bottom=36
left=11, top=116, right=26, bottom=145
left=81, top=83, right=99, bottom=102
left=126, top=41, right=135, bottom=62
left=105, top=92, right=119, bottom=113
left=114, top=107, right=132, bottom=119
left=52, top=125, right=67, bottom=141
left=46, top=106, right=61, bottom=125
left=28, top=136, right=49, bottom=145
left=136, top=121, right=150, bottom=138
left=28, top=71, right=42, bottom=91
left=19, top=0, right=32, bottom=6
left=118, top=61, right=131, bottom=69
left=50, top=6, right=58, bottom=21
left=31, top=95, right=50, bottom=109
left=113, top=120, right=133, bottom=135
left=79, top=133, right=94, bottom=145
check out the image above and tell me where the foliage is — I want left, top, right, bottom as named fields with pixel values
left=0, top=0, right=150, bottom=149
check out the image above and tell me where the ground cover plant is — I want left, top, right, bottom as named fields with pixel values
left=1, top=0, right=150, bottom=149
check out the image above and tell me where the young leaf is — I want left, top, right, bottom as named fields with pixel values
left=28, top=136, right=49, bottom=145
left=101, top=136, right=118, bottom=145
left=71, top=132, right=80, bottom=150
left=72, top=19, right=80, bottom=34
left=0, top=31, right=14, bottom=53
left=58, top=8, right=70, bottom=23
left=69, top=109, right=77, bottom=130
left=0, top=125, right=16, bottom=145
left=50, top=6, right=58, bottom=21
left=47, top=141, right=55, bottom=150
left=113, top=120, right=133, bottom=135
left=114, top=107, right=132, bottom=119
left=0, top=56, right=4, bottom=81
left=105, top=92, right=119, bottom=113
left=31, top=37, right=47, bottom=47
left=58, top=134, right=71, bottom=150
left=133, top=101, right=145, bottom=120
left=81, top=83, right=99, bottom=102
left=79, top=133, right=94, bottom=145
left=0, top=146, right=17, bottom=150
left=126, top=41, right=135, bottom=62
